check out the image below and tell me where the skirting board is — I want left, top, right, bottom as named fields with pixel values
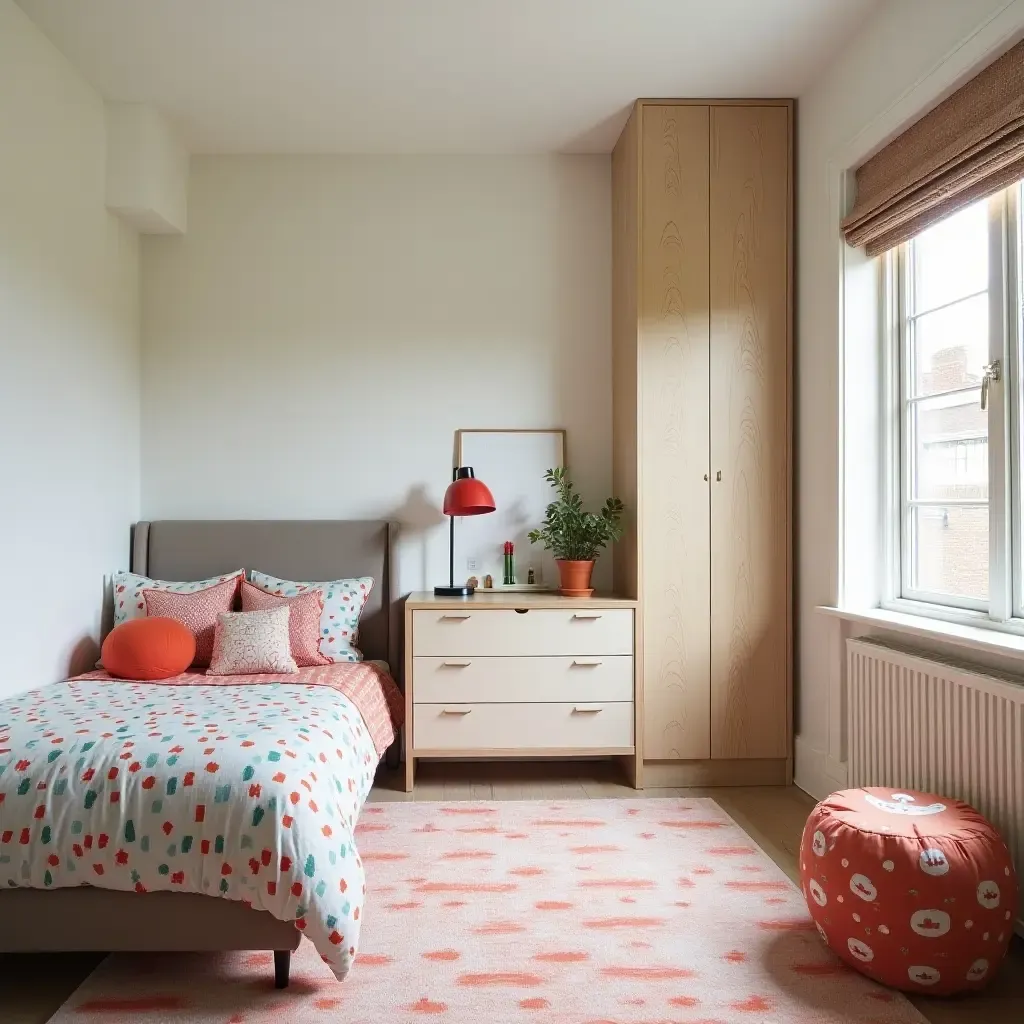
left=642, top=758, right=789, bottom=788
left=793, top=735, right=848, bottom=801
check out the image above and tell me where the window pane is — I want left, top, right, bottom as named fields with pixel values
left=911, top=293, right=988, bottom=397
left=909, top=391, right=988, bottom=500
left=909, top=505, right=988, bottom=600
left=911, top=199, right=988, bottom=313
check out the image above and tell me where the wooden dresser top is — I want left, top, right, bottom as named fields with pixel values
left=405, top=592, right=638, bottom=611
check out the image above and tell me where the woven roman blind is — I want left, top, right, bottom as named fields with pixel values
left=842, top=38, right=1024, bottom=256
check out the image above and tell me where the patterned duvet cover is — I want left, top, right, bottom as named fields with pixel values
left=0, top=663, right=402, bottom=980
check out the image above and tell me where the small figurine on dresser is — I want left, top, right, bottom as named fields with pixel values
left=527, top=567, right=536, bottom=585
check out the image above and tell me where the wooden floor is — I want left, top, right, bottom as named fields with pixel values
left=2, top=761, right=1021, bottom=1023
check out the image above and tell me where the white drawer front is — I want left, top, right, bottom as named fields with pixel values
left=413, top=656, right=633, bottom=704
left=413, top=701, right=634, bottom=752
left=412, top=608, right=632, bottom=657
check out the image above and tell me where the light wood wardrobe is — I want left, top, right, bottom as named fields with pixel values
left=611, top=100, right=792, bottom=788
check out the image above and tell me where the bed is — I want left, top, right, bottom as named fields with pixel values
left=0, top=520, right=401, bottom=988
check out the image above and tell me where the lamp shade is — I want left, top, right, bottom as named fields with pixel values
left=443, top=467, right=495, bottom=516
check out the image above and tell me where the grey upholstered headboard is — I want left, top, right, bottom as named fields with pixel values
left=131, top=520, right=400, bottom=677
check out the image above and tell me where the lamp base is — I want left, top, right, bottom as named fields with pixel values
left=434, top=585, right=475, bottom=597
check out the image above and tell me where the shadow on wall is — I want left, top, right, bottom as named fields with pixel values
left=567, top=104, right=633, bottom=152
left=66, top=576, right=116, bottom=676
left=68, top=636, right=100, bottom=677
left=553, top=157, right=613, bottom=591
left=388, top=484, right=445, bottom=591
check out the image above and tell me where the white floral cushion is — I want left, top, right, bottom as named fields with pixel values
left=208, top=606, right=298, bottom=675
left=112, top=569, right=244, bottom=627
left=247, top=571, right=373, bottom=663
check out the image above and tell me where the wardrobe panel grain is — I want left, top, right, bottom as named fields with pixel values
left=640, top=104, right=712, bottom=761
left=709, top=104, right=790, bottom=760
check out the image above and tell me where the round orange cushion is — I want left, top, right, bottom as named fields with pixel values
left=101, top=616, right=196, bottom=680
left=801, top=787, right=1018, bottom=995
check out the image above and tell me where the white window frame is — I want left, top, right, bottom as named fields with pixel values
left=883, top=182, right=1024, bottom=633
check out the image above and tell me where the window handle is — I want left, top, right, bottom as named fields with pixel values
left=981, top=360, right=1001, bottom=410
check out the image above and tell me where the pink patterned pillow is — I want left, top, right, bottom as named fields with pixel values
left=143, top=576, right=240, bottom=668
left=208, top=606, right=297, bottom=676
left=240, top=578, right=328, bottom=667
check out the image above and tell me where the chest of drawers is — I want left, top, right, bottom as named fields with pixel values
left=402, top=592, right=639, bottom=791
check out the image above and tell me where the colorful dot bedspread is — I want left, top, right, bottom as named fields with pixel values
left=0, top=662, right=403, bottom=980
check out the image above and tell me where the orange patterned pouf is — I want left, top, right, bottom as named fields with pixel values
left=800, top=787, right=1018, bottom=995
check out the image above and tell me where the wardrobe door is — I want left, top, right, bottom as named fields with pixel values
left=640, top=104, right=712, bottom=760
left=709, top=104, right=790, bottom=760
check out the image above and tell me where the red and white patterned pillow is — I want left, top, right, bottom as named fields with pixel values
left=143, top=576, right=240, bottom=668
left=112, top=569, right=244, bottom=627
left=247, top=570, right=373, bottom=663
left=208, top=607, right=298, bottom=676
left=240, top=578, right=328, bottom=667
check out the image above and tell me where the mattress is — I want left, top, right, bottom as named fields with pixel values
left=0, top=662, right=403, bottom=980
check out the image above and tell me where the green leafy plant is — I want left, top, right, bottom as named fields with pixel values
left=528, top=467, right=625, bottom=562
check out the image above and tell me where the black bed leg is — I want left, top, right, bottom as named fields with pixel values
left=274, top=949, right=291, bottom=989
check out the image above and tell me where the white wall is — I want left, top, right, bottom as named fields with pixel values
left=796, top=0, right=1024, bottom=797
left=0, top=0, right=140, bottom=696
left=140, top=155, right=611, bottom=594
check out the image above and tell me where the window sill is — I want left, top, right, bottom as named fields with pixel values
left=816, top=605, right=1024, bottom=661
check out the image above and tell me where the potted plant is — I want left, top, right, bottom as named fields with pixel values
left=528, top=467, right=624, bottom=597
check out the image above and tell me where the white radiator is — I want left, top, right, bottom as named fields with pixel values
left=846, top=637, right=1023, bottom=930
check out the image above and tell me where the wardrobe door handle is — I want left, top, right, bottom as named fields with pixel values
left=716, top=470, right=722, bottom=482
left=572, top=705, right=604, bottom=714
left=441, top=660, right=472, bottom=668
left=572, top=659, right=603, bottom=667
left=441, top=707, right=473, bottom=715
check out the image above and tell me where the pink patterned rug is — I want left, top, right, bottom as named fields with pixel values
left=49, top=799, right=925, bottom=1023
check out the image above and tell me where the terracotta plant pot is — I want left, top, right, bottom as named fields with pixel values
left=556, top=559, right=595, bottom=597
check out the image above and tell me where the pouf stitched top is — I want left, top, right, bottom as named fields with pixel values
left=800, top=787, right=1018, bottom=995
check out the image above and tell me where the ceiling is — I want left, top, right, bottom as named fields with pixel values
left=18, top=0, right=880, bottom=154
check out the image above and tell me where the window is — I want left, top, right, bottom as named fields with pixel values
left=889, top=181, right=1023, bottom=623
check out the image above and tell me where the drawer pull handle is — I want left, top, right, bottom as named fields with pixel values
left=441, top=707, right=473, bottom=715
left=441, top=660, right=472, bottom=668
left=441, top=614, right=471, bottom=621
left=572, top=659, right=603, bottom=667
left=572, top=613, right=603, bottom=620
left=572, top=705, right=604, bottom=714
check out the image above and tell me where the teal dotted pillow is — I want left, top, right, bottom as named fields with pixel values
left=247, top=571, right=373, bottom=663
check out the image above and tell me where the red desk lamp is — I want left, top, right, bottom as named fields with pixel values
left=436, top=466, right=496, bottom=597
